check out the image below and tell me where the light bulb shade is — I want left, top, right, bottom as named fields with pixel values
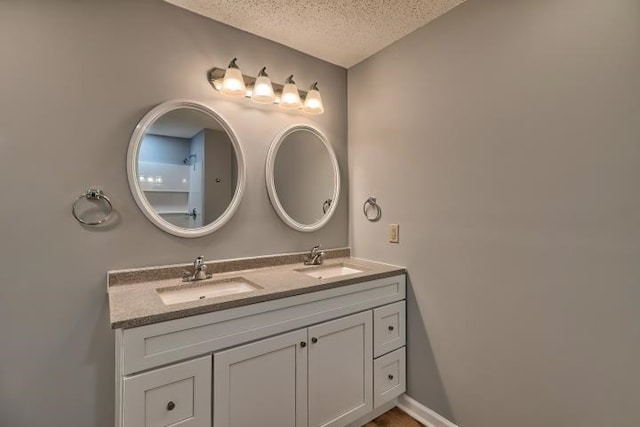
left=303, top=86, right=324, bottom=114
left=251, top=75, right=275, bottom=104
left=221, top=67, right=246, bottom=98
left=280, top=83, right=302, bottom=109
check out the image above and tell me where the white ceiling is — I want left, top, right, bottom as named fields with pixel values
left=164, top=0, right=466, bottom=68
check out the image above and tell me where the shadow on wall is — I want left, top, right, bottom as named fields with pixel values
left=406, top=275, right=456, bottom=423
left=88, top=297, right=116, bottom=425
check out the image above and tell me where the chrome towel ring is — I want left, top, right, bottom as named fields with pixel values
left=363, top=196, right=382, bottom=222
left=322, top=198, right=333, bottom=214
left=72, top=188, right=113, bottom=226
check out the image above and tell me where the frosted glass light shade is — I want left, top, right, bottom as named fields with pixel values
left=280, top=82, right=302, bottom=109
left=221, top=67, right=246, bottom=98
left=251, top=75, right=275, bottom=104
left=302, top=83, right=324, bottom=114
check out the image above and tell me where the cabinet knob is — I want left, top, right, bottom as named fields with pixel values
left=388, top=374, right=394, bottom=380
left=311, top=337, right=318, bottom=343
left=300, top=341, right=307, bottom=348
left=388, top=325, right=395, bottom=331
left=167, top=401, right=176, bottom=411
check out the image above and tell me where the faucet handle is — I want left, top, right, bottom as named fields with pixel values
left=194, top=256, right=204, bottom=268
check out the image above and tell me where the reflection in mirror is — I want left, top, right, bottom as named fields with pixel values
left=138, top=109, right=237, bottom=228
left=266, top=125, right=340, bottom=232
left=274, top=131, right=333, bottom=224
left=127, top=100, right=245, bottom=238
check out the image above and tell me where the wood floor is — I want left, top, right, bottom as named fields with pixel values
left=364, top=407, right=425, bottom=427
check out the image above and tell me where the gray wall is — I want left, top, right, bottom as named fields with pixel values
left=0, top=1, right=347, bottom=426
left=348, top=0, right=639, bottom=426
left=274, top=131, right=336, bottom=225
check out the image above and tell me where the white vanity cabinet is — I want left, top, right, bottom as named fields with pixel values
left=371, top=301, right=406, bottom=409
left=213, top=328, right=307, bottom=427
left=115, top=274, right=406, bottom=427
left=214, top=311, right=372, bottom=427
left=307, top=311, right=373, bottom=427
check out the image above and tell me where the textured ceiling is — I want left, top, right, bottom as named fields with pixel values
left=164, top=0, right=466, bottom=68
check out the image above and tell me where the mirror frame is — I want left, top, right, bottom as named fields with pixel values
left=265, top=124, right=340, bottom=232
left=127, top=99, right=246, bottom=238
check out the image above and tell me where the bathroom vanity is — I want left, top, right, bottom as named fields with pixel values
left=109, top=253, right=407, bottom=427
left=115, top=98, right=400, bottom=427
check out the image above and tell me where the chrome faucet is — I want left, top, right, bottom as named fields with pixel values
left=304, top=245, right=325, bottom=266
left=183, top=256, right=212, bottom=282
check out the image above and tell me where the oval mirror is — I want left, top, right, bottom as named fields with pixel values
left=266, top=124, right=340, bottom=232
left=127, top=100, right=246, bottom=238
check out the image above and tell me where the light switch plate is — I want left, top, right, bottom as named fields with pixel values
left=388, top=224, right=399, bottom=243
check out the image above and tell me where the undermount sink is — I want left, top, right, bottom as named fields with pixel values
left=296, top=263, right=363, bottom=280
left=157, top=277, right=261, bottom=305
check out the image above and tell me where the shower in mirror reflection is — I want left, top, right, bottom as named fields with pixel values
left=127, top=100, right=246, bottom=238
left=183, top=154, right=197, bottom=170
left=138, top=111, right=236, bottom=229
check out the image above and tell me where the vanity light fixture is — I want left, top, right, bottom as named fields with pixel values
left=251, top=67, right=276, bottom=104
left=302, top=82, right=324, bottom=115
left=220, top=58, right=247, bottom=98
left=208, top=59, right=324, bottom=114
left=279, top=75, right=302, bottom=109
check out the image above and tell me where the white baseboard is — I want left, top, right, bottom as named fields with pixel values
left=397, top=394, right=458, bottom=427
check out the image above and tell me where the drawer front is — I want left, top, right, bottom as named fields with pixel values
left=373, top=347, right=406, bottom=408
left=123, top=356, right=211, bottom=427
left=373, top=301, right=406, bottom=357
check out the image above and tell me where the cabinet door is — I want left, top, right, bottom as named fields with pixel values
left=214, top=328, right=308, bottom=427
left=122, top=355, right=211, bottom=427
left=308, top=311, right=373, bottom=427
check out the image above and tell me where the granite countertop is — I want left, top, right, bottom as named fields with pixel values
left=108, top=250, right=405, bottom=329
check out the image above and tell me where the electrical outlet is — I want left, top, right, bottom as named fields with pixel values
left=388, top=224, right=399, bottom=243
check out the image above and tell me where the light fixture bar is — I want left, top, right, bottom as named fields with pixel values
left=208, top=67, right=310, bottom=104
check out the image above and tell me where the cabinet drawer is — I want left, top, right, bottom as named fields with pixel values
left=373, top=301, right=406, bottom=357
left=373, top=347, right=406, bottom=408
left=122, top=356, right=211, bottom=427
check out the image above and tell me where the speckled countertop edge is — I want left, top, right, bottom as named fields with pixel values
left=108, top=252, right=406, bottom=330
left=108, top=247, right=351, bottom=286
